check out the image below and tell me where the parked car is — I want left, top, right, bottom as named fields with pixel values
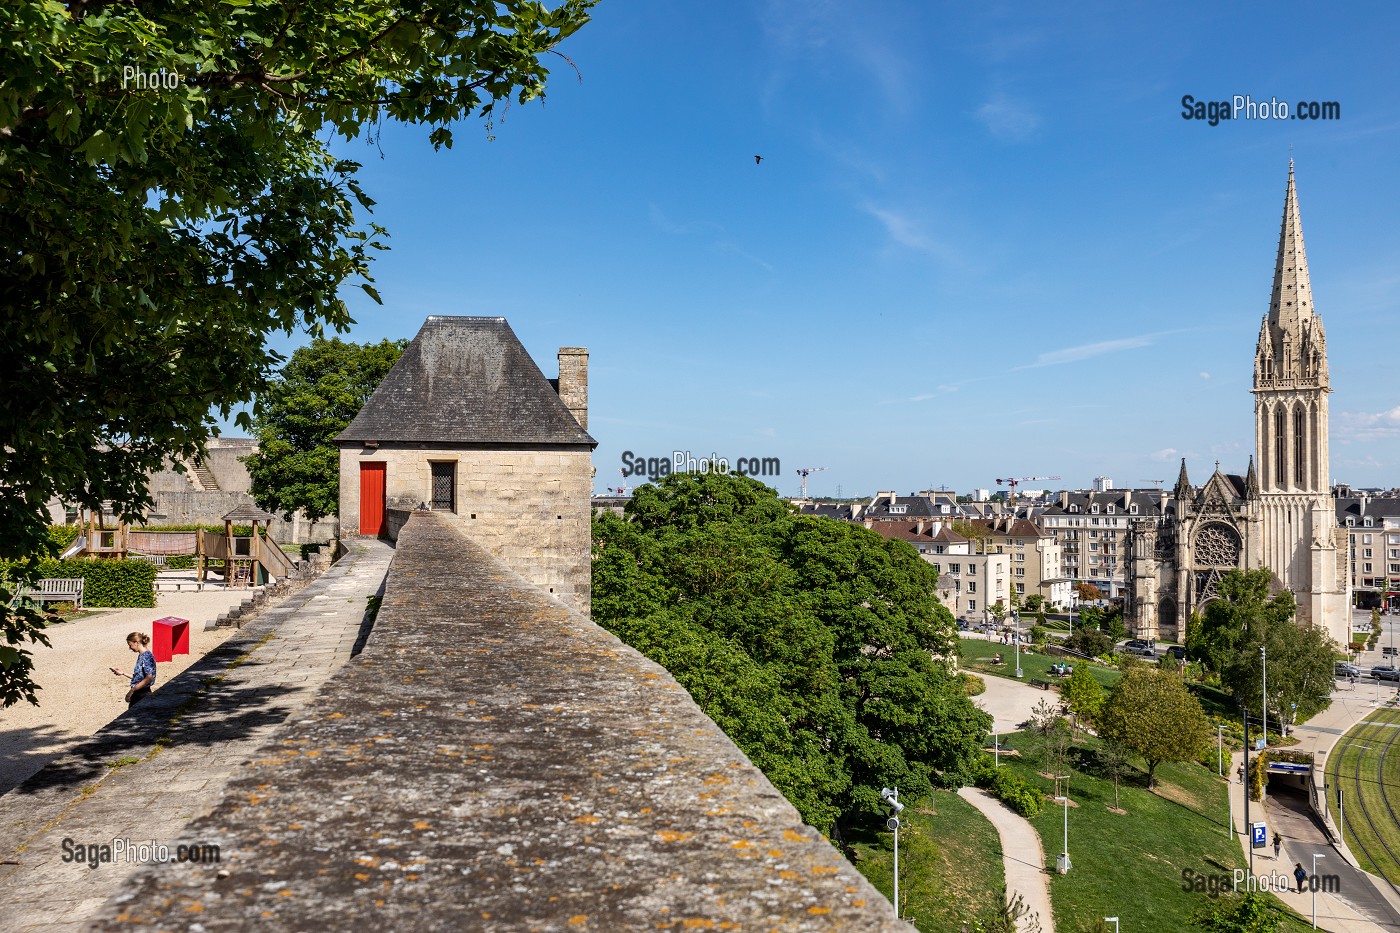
left=1335, top=661, right=1362, bottom=679
left=1370, top=665, right=1400, bottom=682
left=1123, top=638, right=1158, bottom=658
left=1166, top=646, right=1188, bottom=661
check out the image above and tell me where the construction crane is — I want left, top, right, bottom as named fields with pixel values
left=796, top=467, right=828, bottom=498
left=1139, top=479, right=1165, bottom=489
left=995, top=475, right=1061, bottom=509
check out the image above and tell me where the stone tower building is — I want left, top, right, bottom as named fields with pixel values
left=1125, top=165, right=1351, bottom=646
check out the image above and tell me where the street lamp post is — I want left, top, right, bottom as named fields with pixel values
left=993, top=731, right=999, bottom=768
left=881, top=787, right=904, bottom=919
left=1312, top=852, right=1325, bottom=928
left=1014, top=610, right=1023, bottom=679
left=1055, top=775, right=1071, bottom=874
left=1243, top=706, right=1253, bottom=874
left=1260, top=646, right=1268, bottom=802
left=1336, top=744, right=1371, bottom=843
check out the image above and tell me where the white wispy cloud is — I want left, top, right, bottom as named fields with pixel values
left=1015, top=335, right=1156, bottom=369
left=975, top=92, right=1041, bottom=141
left=1199, top=371, right=1211, bottom=380
left=715, top=242, right=776, bottom=273
left=1335, top=407, right=1400, bottom=443
left=1150, top=448, right=1191, bottom=461
left=860, top=203, right=958, bottom=263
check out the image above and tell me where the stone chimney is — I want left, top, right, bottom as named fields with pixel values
left=557, top=347, right=588, bottom=430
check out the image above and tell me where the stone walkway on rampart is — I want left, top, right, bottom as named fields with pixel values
left=0, top=538, right=394, bottom=933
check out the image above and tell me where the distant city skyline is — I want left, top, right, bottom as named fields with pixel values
left=224, top=2, right=1400, bottom=499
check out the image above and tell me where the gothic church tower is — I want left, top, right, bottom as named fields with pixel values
left=1251, top=163, right=1350, bottom=641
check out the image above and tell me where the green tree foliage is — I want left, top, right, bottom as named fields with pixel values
left=1066, top=627, right=1112, bottom=659
left=1024, top=594, right=1044, bottom=612
left=1062, top=666, right=1105, bottom=725
left=1190, top=891, right=1281, bottom=933
left=245, top=338, right=406, bottom=521
left=0, top=0, right=595, bottom=705
left=1099, top=667, right=1210, bottom=788
left=1195, top=569, right=1336, bottom=723
left=592, top=472, right=991, bottom=834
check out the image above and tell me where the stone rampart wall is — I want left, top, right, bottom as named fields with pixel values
left=98, top=510, right=897, bottom=931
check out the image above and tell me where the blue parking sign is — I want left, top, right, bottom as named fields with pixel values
left=1251, top=822, right=1267, bottom=848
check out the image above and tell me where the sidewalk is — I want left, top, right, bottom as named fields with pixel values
left=0, top=538, right=393, bottom=932
left=958, top=787, right=1056, bottom=933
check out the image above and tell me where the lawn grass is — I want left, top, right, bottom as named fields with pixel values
left=850, top=790, right=1005, bottom=931
left=1328, top=707, right=1400, bottom=884
left=960, top=636, right=1121, bottom=691
left=993, top=730, right=1314, bottom=933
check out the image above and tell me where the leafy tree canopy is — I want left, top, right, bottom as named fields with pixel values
left=593, top=472, right=991, bottom=835
left=1191, top=569, right=1335, bottom=723
left=1098, top=667, right=1209, bottom=787
left=245, top=338, right=406, bottom=522
left=0, top=0, right=594, bottom=705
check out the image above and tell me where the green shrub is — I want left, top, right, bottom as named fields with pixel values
left=985, top=768, right=1044, bottom=817
left=1029, top=624, right=1048, bottom=645
left=46, top=525, right=81, bottom=556
left=4, top=558, right=157, bottom=608
left=164, top=555, right=196, bottom=570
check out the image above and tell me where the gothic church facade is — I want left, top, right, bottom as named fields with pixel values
left=1125, top=165, right=1351, bottom=646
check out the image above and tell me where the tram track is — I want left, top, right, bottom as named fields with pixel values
left=1332, top=711, right=1400, bottom=892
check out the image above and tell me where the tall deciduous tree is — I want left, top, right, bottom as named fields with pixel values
left=1098, top=667, right=1209, bottom=788
left=1193, top=569, right=1336, bottom=724
left=246, top=338, right=406, bottom=522
left=593, top=472, right=990, bottom=835
left=0, top=0, right=595, bottom=705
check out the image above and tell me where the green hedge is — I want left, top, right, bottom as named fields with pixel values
left=5, top=558, right=157, bottom=608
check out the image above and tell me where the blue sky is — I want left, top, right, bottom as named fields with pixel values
left=250, top=1, right=1400, bottom=499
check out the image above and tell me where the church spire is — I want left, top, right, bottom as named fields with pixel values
left=1245, top=455, right=1259, bottom=497
left=1174, top=457, right=1192, bottom=502
left=1269, top=160, right=1315, bottom=333
left=1255, top=161, right=1328, bottom=390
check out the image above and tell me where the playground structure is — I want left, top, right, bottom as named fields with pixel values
left=197, top=504, right=295, bottom=588
left=61, top=505, right=296, bottom=590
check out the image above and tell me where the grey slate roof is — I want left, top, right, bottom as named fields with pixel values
left=222, top=503, right=276, bottom=522
left=337, top=317, right=596, bottom=447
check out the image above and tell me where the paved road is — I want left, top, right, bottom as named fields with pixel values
left=958, top=787, right=1056, bottom=933
left=0, top=539, right=393, bottom=933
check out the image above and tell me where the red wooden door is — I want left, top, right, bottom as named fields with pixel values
left=359, top=462, right=386, bottom=536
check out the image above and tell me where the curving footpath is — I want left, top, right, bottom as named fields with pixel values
left=958, top=787, right=1056, bottom=933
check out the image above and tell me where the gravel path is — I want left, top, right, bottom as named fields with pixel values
left=0, top=589, right=251, bottom=794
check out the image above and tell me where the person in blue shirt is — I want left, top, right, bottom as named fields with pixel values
left=110, top=631, right=157, bottom=707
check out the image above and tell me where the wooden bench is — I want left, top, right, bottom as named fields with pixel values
left=19, top=578, right=84, bottom=609
left=1029, top=678, right=1053, bottom=690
